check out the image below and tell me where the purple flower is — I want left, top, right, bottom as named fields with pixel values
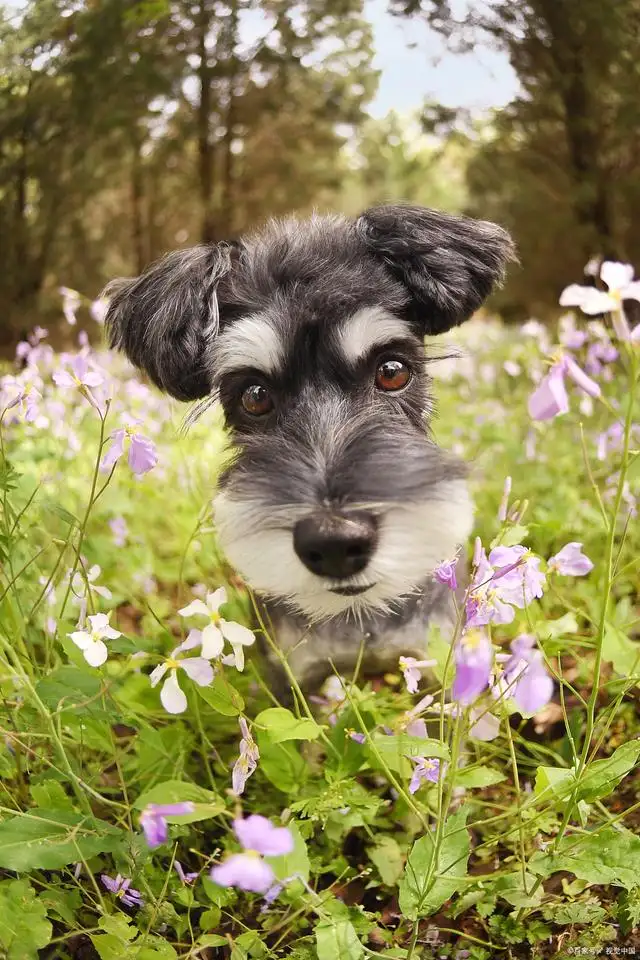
left=452, top=630, right=493, bottom=705
left=90, top=297, right=109, bottom=324
left=469, top=708, right=500, bottom=741
left=233, top=815, right=294, bottom=856
left=548, top=542, right=593, bottom=577
left=409, top=757, right=442, bottom=794
left=528, top=354, right=600, bottom=422
left=109, top=516, right=128, bottom=547
left=210, top=815, right=294, bottom=894
left=211, top=853, right=276, bottom=894
left=140, top=802, right=196, bottom=849
left=101, top=874, right=144, bottom=908
left=59, top=287, right=81, bottom=326
left=465, top=549, right=516, bottom=628
left=232, top=718, right=260, bottom=796
left=399, top=656, right=437, bottom=694
left=503, top=634, right=554, bottom=715
left=528, top=364, right=569, bottom=421
left=349, top=731, right=366, bottom=744
left=101, top=426, right=158, bottom=476
left=174, top=861, right=198, bottom=885
left=434, top=557, right=458, bottom=590
left=53, top=354, right=104, bottom=391
left=489, top=545, right=546, bottom=608
left=585, top=339, right=618, bottom=376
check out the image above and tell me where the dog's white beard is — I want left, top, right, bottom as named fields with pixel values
left=213, top=480, right=474, bottom=621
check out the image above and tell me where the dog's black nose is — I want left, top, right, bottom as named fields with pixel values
left=293, top=512, right=377, bottom=579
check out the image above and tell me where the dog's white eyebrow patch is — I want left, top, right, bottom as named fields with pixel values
left=337, top=307, right=410, bottom=365
left=213, top=314, right=285, bottom=379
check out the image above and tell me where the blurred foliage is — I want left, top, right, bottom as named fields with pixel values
left=391, top=0, right=640, bottom=319
left=4, top=0, right=640, bottom=340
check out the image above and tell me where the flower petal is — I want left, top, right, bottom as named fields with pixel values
left=221, top=620, right=255, bottom=647
left=180, top=656, right=214, bottom=687
left=69, top=630, right=91, bottom=651
left=200, top=623, right=224, bottom=658
left=160, top=671, right=188, bottom=714
left=178, top=599, right=211, bottom=619
left=621, top=280, right=640, bottom=303
left=149, top=662, right=168, bottom=688
left=527, top=368, right=569, bottom=421
left=233, top=815, right=294, bottom=857
left=579, top=291, right=618, bottom=316
left=601, top=260, right=634, bottom=292
left=206, top=587, right=227, bottom=612
left=210, top=853, right=275, bottom=893
left=84, top=639, right=108, bottom=667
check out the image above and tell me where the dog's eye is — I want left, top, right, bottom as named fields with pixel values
left=375, top=359, right=411, bottom=392
left=241, top=384, right=274, bottom=417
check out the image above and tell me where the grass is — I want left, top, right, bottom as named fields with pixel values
left=0, top=310, right=638, bottom=959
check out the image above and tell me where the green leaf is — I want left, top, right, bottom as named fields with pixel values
left=367, top=733, right=449, bottom=776
left=533, top=613, right=579, bottom=641
left=255, top=707, right=321, bottom=743
left=35, top=667, right=107, bottom=714
left=492, top=871, right=543, bottom=909
left=541, top=901, right=606, bottom=925
left=491, top=523, right=529, bottom=548
left=368, top=836, right=405, bottom=886
left=196, top=675, right=244, bottom=715
left=133, top=780, right=224, bottom=823
left=40, top=499, right=80, bottom=529
left=456, top=765, right=506, bottom=789
left=0, top=880, right=52, bottom=960
left=30, top=780, right=74, bottom=811
left=315, top=919, right=364, bottom=960
left=602, top=623, right=640, bottom=680
left=399, top=808, right=470, bottom=920
left=37, top=887, right=82, bottom=926
left=257, top=737, right=307, bottom=794
left=0, top=808, right=122, bottom=871
left=198, top=935, right=227, bottom=947
left=426, top=626, right=455, bottom=687
left=577, top=741, right=640, bottom=802
left=530, top=827, right=640, bottom=890
left=534, top=742, right=640, bottom=807
left=534, top=765, right=574, bottom=800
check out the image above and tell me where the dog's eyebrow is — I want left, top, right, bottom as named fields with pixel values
left=212, top=313, right=285, bottom=379
left=336, top=307, right=412, bottom=364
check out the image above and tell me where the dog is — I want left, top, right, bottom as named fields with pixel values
left=104, top=204, right=514, bottom=690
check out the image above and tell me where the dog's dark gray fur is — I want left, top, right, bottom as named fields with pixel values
left=105, top=204, right=514, bottom=688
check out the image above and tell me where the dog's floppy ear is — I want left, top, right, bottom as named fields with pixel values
left=103, top=243, right=235, bottom=401
left=355, top=204, right=516, bottom=335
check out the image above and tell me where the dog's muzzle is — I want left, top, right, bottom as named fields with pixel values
left=292, top=511, right=378, bottom=583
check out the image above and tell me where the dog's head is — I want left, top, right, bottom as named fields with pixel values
left=105, top=205, right=514, bottom=620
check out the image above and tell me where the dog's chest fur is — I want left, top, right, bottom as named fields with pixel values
left=258, top=575, right=462, bottom=690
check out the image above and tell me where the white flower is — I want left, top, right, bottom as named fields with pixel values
left=178, top=587, right=255, bottom=670
left=149, top=634, right=214, bottom=714
left=560, top=261, right=640, bottom=340
left=69, top=613, right=121, bottom=667
left=70, top=564, right=112, bottom=604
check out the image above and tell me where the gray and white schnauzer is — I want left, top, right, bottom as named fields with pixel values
left=105, top=204, right=514, bottom=690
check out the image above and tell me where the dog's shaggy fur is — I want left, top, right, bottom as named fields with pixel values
left=105, top=204, right=514, bottom=687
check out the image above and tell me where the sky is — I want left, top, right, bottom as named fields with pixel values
left=4, top=0, right=519, bottom=117
left=365, top=0, right=518, bottom=117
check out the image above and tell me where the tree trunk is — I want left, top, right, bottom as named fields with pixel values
left=537, top=0, right=616, bottom=259
left=219, top=0, right=239, bottom=237
left=197, top=0, right=215, bottom=244
left=131, top=132, right=147, bottom=273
